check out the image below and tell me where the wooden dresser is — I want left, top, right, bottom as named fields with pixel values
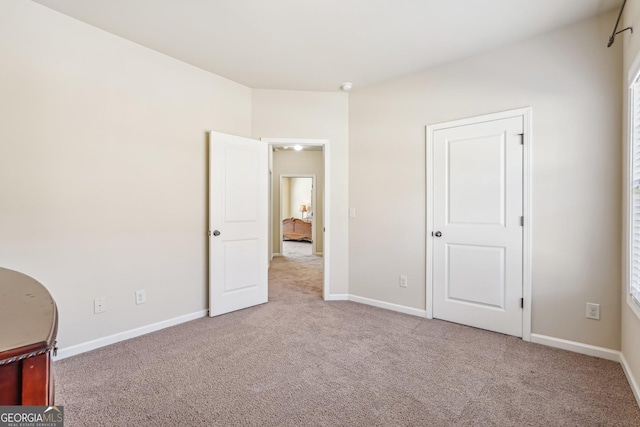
left=0, top=267, right=58, bottom=405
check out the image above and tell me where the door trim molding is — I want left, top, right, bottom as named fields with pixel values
left=262, top=138, right=331, bottom=300
left=425, top=107, right=532, bottom=341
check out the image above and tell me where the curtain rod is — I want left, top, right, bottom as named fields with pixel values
left=608, top=0, right=632, bottom=47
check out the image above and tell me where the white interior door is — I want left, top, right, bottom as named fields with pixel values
left=432, top=116, right=523, bottom=336
left=209, top=131, right=268, bottom=317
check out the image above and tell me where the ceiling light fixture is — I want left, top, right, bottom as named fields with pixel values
left=341, top=82, right=353, bottom=91
left=294, top=145, right=303, bottom=151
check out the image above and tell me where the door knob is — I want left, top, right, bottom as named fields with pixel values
left=434, top=231, right=442, bottom=237
left=213, top=230, right=221, bottom=236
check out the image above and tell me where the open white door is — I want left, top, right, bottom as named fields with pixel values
left=209, top=131, right=268, bottom=317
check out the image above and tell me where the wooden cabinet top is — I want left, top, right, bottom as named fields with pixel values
left=0, top=268, right=57, bottom=362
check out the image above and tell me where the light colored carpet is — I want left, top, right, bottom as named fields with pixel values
left=282, top=240, right=312, bottom=257
left=54, top=254, right=640, bottom=426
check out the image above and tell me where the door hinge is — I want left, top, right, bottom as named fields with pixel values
left=520, top=216, right=524, bottom=226
left=519, top=133, right=524, bottom=144
left=520, top=298, right=524, bottom=308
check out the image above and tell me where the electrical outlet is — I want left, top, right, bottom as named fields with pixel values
left=94, top=297, right=106, bottom=314
left=586, top=302, right=600, bottom=320
left=399, top=275, right=408, bottom=288
left=135, top=290, right=146, bottom=305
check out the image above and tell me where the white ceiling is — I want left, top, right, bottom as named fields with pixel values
left=31, top=0, right=623, bottom=91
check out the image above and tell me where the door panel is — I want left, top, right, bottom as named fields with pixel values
left=209, top=131, right=268, bottom=317
left=433, top=116, right=523, bottom=337
left=224, top=239, right=260, bottom=292
left=448, top=135, right=504, bottom=225
left=224, top=147, right=260, bottom=222
left=447, top=244, right=505, bottom=308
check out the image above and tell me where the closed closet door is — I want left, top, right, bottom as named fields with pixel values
left=432, top=115, right=524, bottom=337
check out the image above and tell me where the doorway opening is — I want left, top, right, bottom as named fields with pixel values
left=280, top=175, right=316, bottom=256
left=262, top=138, right=330, bottom=300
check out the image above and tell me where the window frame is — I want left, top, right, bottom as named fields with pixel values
left=627, top=53, right=640, bottom=320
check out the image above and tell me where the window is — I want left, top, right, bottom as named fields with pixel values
left=630, top=76, right=640, bottom=311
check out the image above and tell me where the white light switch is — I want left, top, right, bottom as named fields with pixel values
left=349, top=208, right=356, bottom=218
left=136, top=290, right=146, bottom=305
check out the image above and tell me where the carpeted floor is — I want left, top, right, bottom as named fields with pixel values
left=54, top=251, right=640, bottom=426
left=282, top=240, right=313, bottom=257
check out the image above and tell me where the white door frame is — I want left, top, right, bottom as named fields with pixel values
left=425, top=107, right=532, bottom=341
left=262, top=138, right=331, bottom=301
left=279, top=174, right=317, bottom=254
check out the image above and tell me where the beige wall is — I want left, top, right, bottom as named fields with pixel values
left=349, top=11, right=622, bottom=349
left=0, top=1, right=252, bottom=348
left=273, top=154, right=324, bottom=253
left=289, top=177, right=313, bottom=219
left=252, top=90, right=349, bottom=295
left=3, top=0, right=631, bottom=372
left=281, top=178, right=292, bottom=218
left=622, top=0, right=640, bottom=400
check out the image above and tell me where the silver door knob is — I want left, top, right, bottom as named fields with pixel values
left=434, top=231, right=442, bottom=237
left=213, top=230, right=221, bottom=236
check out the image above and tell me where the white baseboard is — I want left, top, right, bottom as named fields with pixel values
left=326, top=294, right=349, bottom=301
left=272, top=253, right=282, bottom=257
left=620, top=352, right=640, bottom=407
left=54, top=309, right=208, bottom=360
left=348, top=294, right=426, bottom=317
left=530, top=333, right=620, bottom=362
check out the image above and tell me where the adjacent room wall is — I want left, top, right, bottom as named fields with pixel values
left=3, top=0, right=631, bottom=374
left=289, top=178, right=313, bottom=220
left=0, top=1, right=252, bottom=349
left=622, top=0, right=640, bottom=401
left=349, top=11, right=622, bottom=349
left=272, top=153, right=324, bottom=253
left=281, top=178, right=292, bottom=218
left=252, top=90, right=349, bottom=295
